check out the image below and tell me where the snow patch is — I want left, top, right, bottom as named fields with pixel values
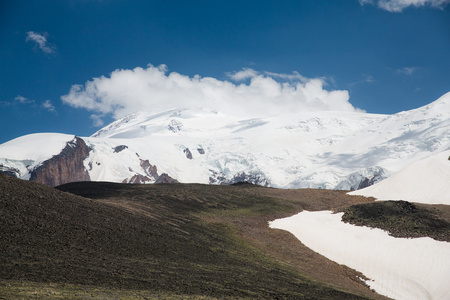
left=269, top=210, right=450, bottom=300
left=349, top=150, right=450, bottom=205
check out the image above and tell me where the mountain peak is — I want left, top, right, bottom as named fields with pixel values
left=1, top=92, right=450, bottom=190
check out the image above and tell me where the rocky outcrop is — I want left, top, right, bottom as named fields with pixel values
left=123, top=174, right=152, bottom=184
left=140, top=159, right=158, bottom=179
left=155, top=173, right=179, bottom=184
left=184, top=148, right=193, bottom=159
left=197, top=147, right=205, bottom=154
left=113, top=145, right=128, bottom=153
left=357, top=176, right=379, bottom=190
left=230, top=172, right=270, bottom=187
left=123, top=159, right=164, bottom=184
left=29, top=137, right=91, bottom=187
left=209, top=170, right=269, bottom=186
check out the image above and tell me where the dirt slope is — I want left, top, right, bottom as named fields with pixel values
left=1, top=174, right=389, bottom=299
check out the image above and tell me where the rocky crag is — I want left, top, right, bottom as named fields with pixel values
left=29, top=137, right=91, bottom=187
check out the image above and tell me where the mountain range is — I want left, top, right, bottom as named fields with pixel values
left=1, top=92, right=449, bottom=189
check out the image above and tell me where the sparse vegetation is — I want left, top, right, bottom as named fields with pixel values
left=342, top=200, right=450, bottom=242
left=0, top=174, right=398, bottom=299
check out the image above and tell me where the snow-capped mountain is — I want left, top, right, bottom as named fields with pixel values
left=1, top=92, right=450, bottom=189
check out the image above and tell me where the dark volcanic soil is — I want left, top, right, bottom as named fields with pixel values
left=342, top=200, right=450, bottom=241
left=0, top=174, right=395, bottom=299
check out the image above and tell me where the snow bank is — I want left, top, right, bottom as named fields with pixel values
left=0, top=133, right=74, bottom=162
left=349, top=150, right=450, bottom=205
left=269, top=211, right=450, bottom=300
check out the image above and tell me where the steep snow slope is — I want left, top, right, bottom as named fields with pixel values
left=269, top=211, right=450, bottom=300
left=84, top=92, right=450, bottom=189
left=0, top=133, right=75, bottom=179
left=349, top=150, right=450, bottom=205
left=86, top=109, right=387, bottom=188
left=1, top=92, right=450, bottom=189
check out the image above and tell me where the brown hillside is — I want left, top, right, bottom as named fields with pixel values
left=1, top=174, right=389, bottom=299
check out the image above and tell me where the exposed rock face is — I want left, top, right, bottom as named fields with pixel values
left=140, top=159, right=158, bottom=179
left=155, top=173, right=179, bottom=184
left=231, top=172, right=270, bottom=187
left=122, top=159, right=160, bottom=184
left=209, top=169, right=227, bottom=184
left=123, top=174, right=152, bottom=184
left=29, top=137, right=91, bottom=187
left=197, top=147, right=205, bottom=154
left=357, top=176, right=379, bottom=190
left=113, top=145, right=128, bottom=153
left=184, top=148, right=193, bottom=160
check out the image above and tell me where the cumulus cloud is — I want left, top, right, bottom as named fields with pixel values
left=26, top=31, right=56, bottom=54
left=360, top=0, right=450, bottom=12
left=61, top=64, right=359, bottom=123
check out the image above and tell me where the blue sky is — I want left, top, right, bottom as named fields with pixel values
left=1, top=0, right=449, bottom=144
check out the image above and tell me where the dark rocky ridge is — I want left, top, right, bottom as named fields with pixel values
left=29, top=137, right=91, bottom=187
left=342, top=200, right=450, bottom=241
left=357, top=176, right=379, bottom=190
left=155, top=172, right=179, bottom=183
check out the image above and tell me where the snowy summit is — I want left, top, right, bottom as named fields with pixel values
left=1, top=92, right=450, bottom=190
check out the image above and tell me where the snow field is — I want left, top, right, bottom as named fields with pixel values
left=269, top=210, right=450, bottom=300
left=0, top=133, right=74, bottom=162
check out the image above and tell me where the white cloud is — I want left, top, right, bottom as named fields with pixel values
left=263, top=71, right=309, bottom=82
left=15, top=95, right=34, bottom=104
left=229, top=68, right=310, bottom=83
left=227, top=68, right=260, bottom=81
left=26, top=31, right=56, bottom=54
left=61, top=64, right=359, bottom=123
left=90, top=114, right=105, bottom=127
left=42, top=100, right=56, bottom=112
left=360, top=0, right=449, bottom=11
left=396, top=66, right=418, bottom=75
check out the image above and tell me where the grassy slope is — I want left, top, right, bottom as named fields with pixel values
left=1, top=174, right=391, bottom=299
